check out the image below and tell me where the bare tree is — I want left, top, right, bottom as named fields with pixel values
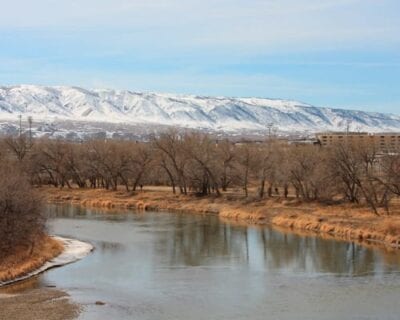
left=153, top=130, right=189, bottom=194
left=236, top=144, right=255, bottom=197
left=216, top=140, right=236, bottom=191
left=0, top=163, right=44, bottom=259
left=182, top=133, right=221, bottom=196
left=288, top=146, right=332, bottom=201
left=5, top=135, right=30, bottom=162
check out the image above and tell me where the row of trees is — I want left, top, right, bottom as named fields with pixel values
left=2, top=131, right=400, bottom=215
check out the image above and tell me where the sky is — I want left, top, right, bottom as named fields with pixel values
left=0, top=0, right=399, bottom=113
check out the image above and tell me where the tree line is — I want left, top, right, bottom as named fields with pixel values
left=2, top=130, right=400, bottom=215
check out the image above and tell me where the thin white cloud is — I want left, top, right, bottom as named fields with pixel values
left=0, top=59, right=377, bottom=97
left=0, top=0, right=399, bottom=52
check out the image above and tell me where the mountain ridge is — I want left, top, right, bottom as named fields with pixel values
left=0, top=85, right=399, bottom=133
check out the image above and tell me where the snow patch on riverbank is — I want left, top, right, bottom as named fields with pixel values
left=0, top=236, right=93, bottom=287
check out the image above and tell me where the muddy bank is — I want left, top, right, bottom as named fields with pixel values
left=42, top=187, right=400, bottom=249
left=0, top=288, right=79, bottom=320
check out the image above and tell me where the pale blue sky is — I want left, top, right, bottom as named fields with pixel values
left=0, top=0, right=399, bottom=113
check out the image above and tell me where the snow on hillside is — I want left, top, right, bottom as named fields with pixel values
left=0, top=85, right=399, bottom=133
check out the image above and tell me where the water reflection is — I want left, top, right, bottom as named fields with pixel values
left=0, top=276, right=44, bottom=294
left=159, top=216, right=400, bottom=276
left=45, top=205, right=133, bottom=220
left=47, top=204, right=400, bottom=277
left=96, top=241, right=125, bottom=253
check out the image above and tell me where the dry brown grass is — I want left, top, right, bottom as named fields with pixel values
left=271, top=209, right=400, bottom=248
left=42, top=186, right=400, bottom=248
left=0, top=236, right=64, bottom=283
left=381, top=219, right=400, bottom=236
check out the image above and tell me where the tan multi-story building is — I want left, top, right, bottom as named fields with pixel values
left=316, top=132, right=400, bottom=152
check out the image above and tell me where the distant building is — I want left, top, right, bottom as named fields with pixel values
left=316, top=132, right=400, bottom=152
left=287, top=138, right=319, bottom=146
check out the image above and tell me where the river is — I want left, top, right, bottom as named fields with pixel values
left=6, top=205, right=400, bottom=319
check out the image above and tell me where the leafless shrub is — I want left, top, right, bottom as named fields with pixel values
left=0, top=163, right=44, bottom=259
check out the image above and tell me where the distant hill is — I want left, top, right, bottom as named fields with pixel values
left=1, top=85, right=399, bottom=137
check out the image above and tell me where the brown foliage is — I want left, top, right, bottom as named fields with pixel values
left=0, top=163, right=45, bottom=259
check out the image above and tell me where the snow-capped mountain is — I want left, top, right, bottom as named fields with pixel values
left=0, top=85, right=399, bottom=134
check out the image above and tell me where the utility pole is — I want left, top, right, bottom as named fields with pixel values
left=346, top=119, right=352, bottom=136
left=266, top=123, right=274, bottom=141
left=18, top=114, right=22, bottom=137
left=28, top=116, right=33, bottom=147
left=345, top=119, right=352, bottom=148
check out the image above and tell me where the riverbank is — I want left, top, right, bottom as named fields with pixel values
left=0, top=288, right=79, bottom=320
left=42, top=187, right=400, bottom=248
left=0, top=236, right=63, bottom=285
left=0, top=237, right=92, bottom=320
left=0, top=236, right=93, bottom=287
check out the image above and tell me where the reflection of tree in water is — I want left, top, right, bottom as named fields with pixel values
left=45, top=204, right=132, bottom=221
left=157, top=215, right=400, bottom=275
left=45, top=204, right=85, bottom=218
left=157, top=215, right=251, bottom=266
left=95, top=240, right=124, bottom=253
left=47, top=205, right=400, bottom=276
left=0, top=276, right=44, bottom=294
left=254, top=228, right=400, bottom=276
left=260, top=230, right=379, bottom=275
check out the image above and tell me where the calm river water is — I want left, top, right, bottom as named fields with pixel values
left=8, top=205, right=400, bottom=319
